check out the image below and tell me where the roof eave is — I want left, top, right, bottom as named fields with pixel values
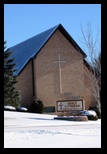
left=58, top=24, right=87, bottom=58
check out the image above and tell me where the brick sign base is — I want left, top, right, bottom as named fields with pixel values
left=54, top=116, right=88, bottom=121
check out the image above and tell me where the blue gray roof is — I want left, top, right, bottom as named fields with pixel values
left=8, top=24, right=87, bottom=76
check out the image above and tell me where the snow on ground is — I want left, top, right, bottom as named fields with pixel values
left=4, top=111, right=101, bottom=148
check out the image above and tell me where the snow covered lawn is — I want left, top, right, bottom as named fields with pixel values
left=4, top=111, right=101, bottom=148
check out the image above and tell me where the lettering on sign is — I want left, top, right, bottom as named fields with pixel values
left=57, top=100, right=85, bottom=112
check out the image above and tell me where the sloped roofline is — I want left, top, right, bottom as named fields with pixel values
left=9, top=23, right=87, bottom=76
left=32, top=23, right=87, bottom=59
left=83, top=59, right=94, bottom=74
left=57, top=24, right=87, bottom=58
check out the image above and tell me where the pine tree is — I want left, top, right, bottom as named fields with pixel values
left=4, top=41, right=21, bottom=107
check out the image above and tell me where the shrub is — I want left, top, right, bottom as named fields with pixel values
left=87, top=115, right=98, bottom=120
left=29, top=99, right=44, bottom=113
left=16, top=107, right=28, bottom=112
left=89, top=105, right=101, bottom=119
left=78, top=110, right=98, bottom=121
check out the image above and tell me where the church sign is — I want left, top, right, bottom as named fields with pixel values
left=57, top=100, right=85, bottom=112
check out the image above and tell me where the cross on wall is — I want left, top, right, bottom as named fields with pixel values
left=53, top=53, right=66, bottom=93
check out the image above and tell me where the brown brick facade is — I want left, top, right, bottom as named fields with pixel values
left=16, top=29, right=96, bottom=113
left=16, top=60, right=33, bottom=108
left=83, top=64, right=96, bottom=109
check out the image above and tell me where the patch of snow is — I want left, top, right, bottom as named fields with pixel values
left=78, top=110, right=97, bottom=116
left=16, top=107, right=28, bottom=111
left=4, top=111, right=101, bottom=148
left=4, top=105, right=16, bottom=111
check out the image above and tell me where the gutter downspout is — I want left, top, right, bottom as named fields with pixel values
left=31, top=58, right=36, bottom=99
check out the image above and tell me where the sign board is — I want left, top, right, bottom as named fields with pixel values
left=57, top=100, right=85, bottom=112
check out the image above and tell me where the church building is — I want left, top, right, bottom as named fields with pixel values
left=8, top=24, right=96, bottom=114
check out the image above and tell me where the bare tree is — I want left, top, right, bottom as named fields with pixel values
left=80, top=22, right=101, bottom=113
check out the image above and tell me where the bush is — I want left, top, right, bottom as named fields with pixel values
left=4, top=105, right=16, bottom=111
left=29, top=99, right=44, bottom=113
left=16, top=107, right=28, bottom=112
left=89, top=105, right=101, bottom=119
left=78, top=110, right=98, bottom=121
left=87, top=115, right=98, bottom=120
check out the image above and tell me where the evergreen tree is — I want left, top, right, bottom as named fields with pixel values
left=4, top=41, right=21, bottom=107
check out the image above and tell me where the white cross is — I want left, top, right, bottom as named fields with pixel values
left=53, top=53, right=66, bottom=93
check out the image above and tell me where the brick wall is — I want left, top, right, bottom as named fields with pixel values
left=16, top=60, right=33, bottom=108
left=16, top=29, right=96, bottom=113
left=34, top=30, right=85, bottom=112
left=83, top=64, right=96, bottom=109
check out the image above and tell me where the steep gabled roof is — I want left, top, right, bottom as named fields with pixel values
left=8, top=24, right=87, bottom=76
left=83, top=59, right=94, bottom=74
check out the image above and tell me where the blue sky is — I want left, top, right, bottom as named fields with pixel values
left=4, top=4, right=101, bottom=58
